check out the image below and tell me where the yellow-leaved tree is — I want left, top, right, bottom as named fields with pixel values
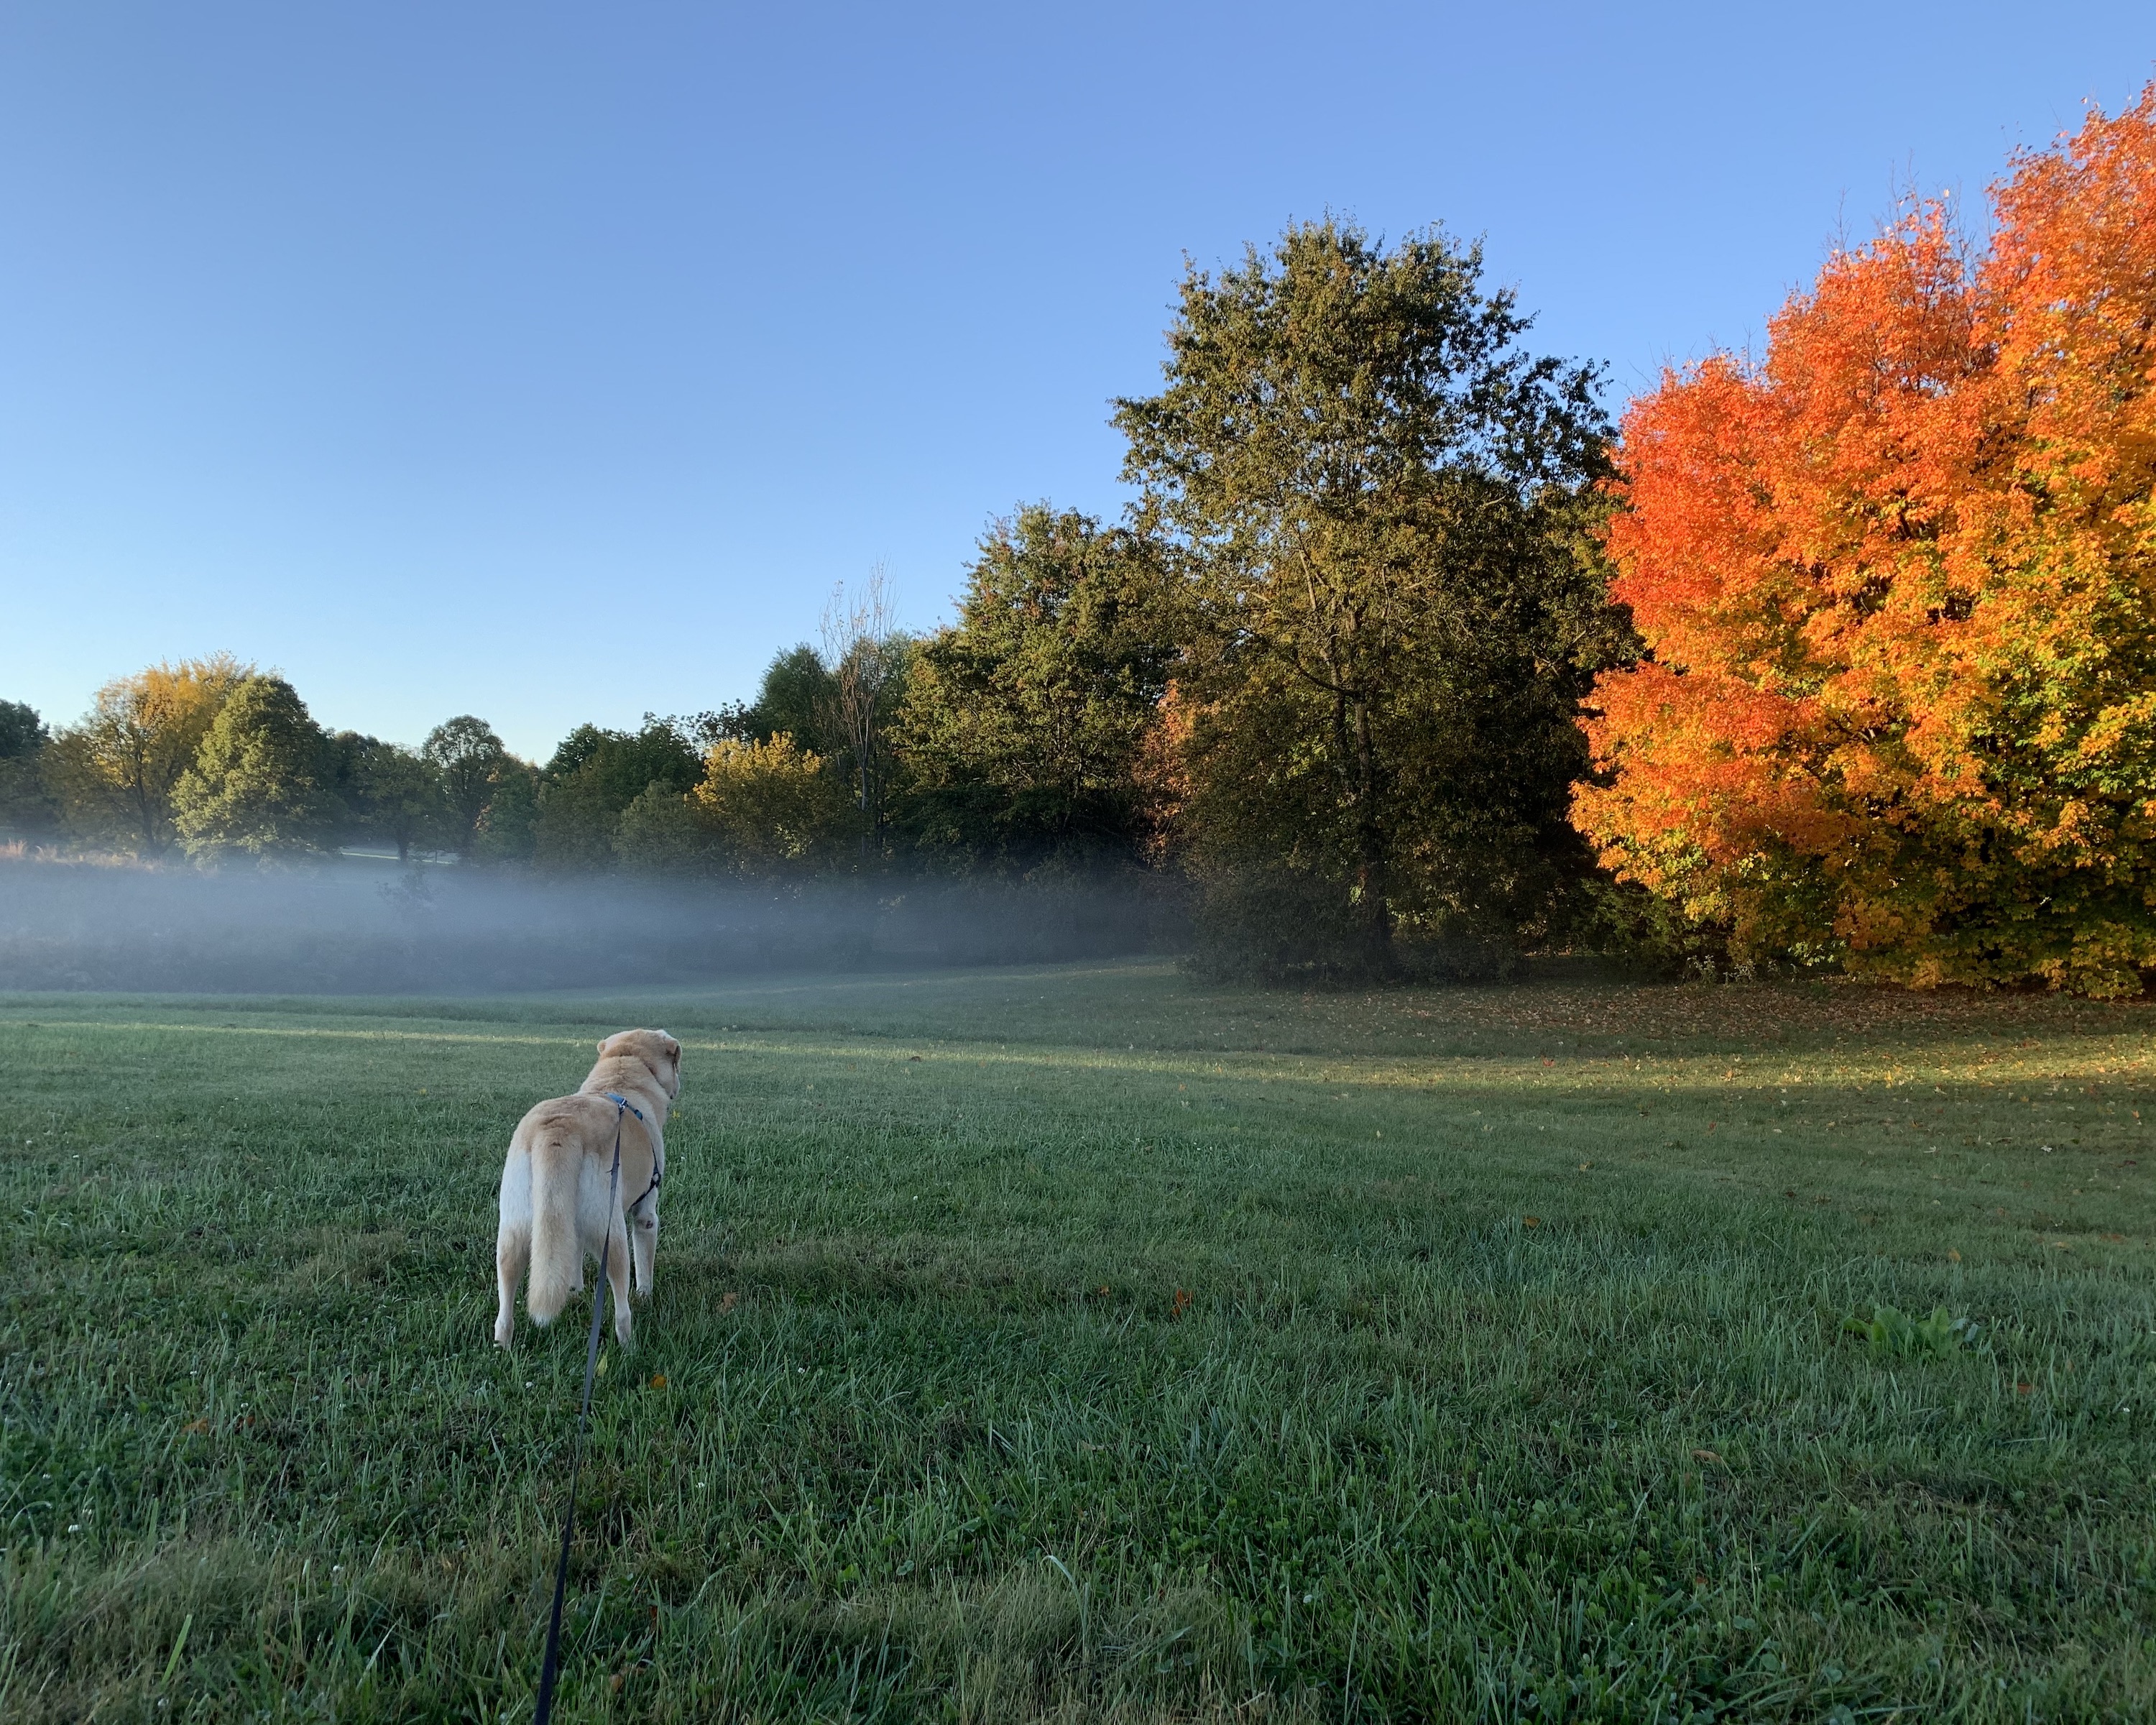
left=47, top=656, right=252, bottom=857
left=616, top=734, right=853, bottom=877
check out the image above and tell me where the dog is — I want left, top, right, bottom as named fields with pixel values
left=494, top=1029, right=681, bottom=1349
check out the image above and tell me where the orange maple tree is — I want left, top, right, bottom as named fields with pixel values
left=1577, top=88, right=2156, bottom=994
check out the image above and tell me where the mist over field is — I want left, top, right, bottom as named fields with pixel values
left=0, top=854, right=1183, bottom=993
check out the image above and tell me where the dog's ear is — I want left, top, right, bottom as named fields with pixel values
left=597, top=1039, right=609, bottom=1054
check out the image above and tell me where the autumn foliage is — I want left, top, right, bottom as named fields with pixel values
left=1578, top=88, right=2156, bottom=995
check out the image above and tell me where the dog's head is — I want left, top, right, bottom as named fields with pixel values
left=599, top=1028, right=683, bottom=1098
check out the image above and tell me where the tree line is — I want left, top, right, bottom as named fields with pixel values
left=0, top=536, right=1179, bottom=885
left=7, top=88, right=2154, bottom=992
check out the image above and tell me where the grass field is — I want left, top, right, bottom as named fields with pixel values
left=3, top=960, right=2154, bottom=1722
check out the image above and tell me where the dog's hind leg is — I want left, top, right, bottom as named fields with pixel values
left=631, top=1198, right=658, bottom=1300
left=607, top=1209, right=634, bottom=1347
left=494, top=1223, right=528, bottom=1348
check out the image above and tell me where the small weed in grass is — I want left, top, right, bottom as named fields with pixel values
left=1841, top=1300, right=1980, bottom=1358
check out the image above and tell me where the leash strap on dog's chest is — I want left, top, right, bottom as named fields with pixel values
left=602, top=1091, right=662, bottom=1211
left=533, top=1113, right=625, bottom=1725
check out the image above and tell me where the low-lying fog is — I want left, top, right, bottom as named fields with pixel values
left=0, top=855, right=1183, bottom=993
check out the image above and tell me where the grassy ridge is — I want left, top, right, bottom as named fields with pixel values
left=2, top=962, right=2153, bottom=1721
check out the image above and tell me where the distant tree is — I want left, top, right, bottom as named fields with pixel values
left=673, top=704, right=760, bottom=749
left=341, top=737, right=448, bottom=862
left=0, top=701, right=44, bottom=760
left=1115, top=218, right=1622, bottom=978
left=688, top=735, right=854, bottom=873
left=612, top=781, right=721, bottom=877
left=318, top=730, right=371, bottom=827
left=740, top=645, right=837, bottom=753
left=172, top=675, right=339, bottom=861
left=895, top=506, right=1171, bottom=867
left=46, top=656, right=251, bottom=856
left=471, top=760, right=540, bottom=865
left=535, top=718, right=702, bottom=872
left=0, top=700, right=56, bottom=834
left=421, top=716, right=512, bottom=857
left=820, top=568, right=911, bottom=855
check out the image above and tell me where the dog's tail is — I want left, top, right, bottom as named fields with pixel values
left=525, top=1130, right=585, bottom=1325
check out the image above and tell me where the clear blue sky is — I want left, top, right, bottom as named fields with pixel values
left=3, top=3, right=2150, bottom=760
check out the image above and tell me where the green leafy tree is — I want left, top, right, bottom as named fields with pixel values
left=895, top=505, right=1171, bottom=867
left=336, top=736, right=448, bottom=862
left=421, top=717, right=512, bottom=857
left=1115, top=218, right=1624, bottom=978
left=534, top=719, right=701, bottom=872
left=0, top=701, right=44, bottom=759
left=739, top=647, right=837, bottom=753
left=172, top=675, right=339, bottom=861
left=0, top=700, right=57, bottom=834
left=472, top=761, right=540, bottom=865
left=673, top=704, right=757, bottom=749
left=612, top=782, right=709, bottom=876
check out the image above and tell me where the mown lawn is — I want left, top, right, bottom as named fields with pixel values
left=2, top=960, right=2153, bottom=1721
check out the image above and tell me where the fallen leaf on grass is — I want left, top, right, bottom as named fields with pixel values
left=1523, top=1215, right=1541, bottom=1228
left=1172, top=1288, right=1192, bottom=1317
left=182, top=1418, right=209, bottom=1435
left=2016, top=1382, right=2034, bottom=1394
left=649, top=1374, right=668, bottom=1389
left=719, top=1291, right=739, bottom=1315
left=1691, top=1448, right=1723, bottom=1466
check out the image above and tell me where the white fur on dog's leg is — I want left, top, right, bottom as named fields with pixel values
left=632, top=1207, right=658, bottom=1300
left=608, top=1215, right=634, bottom=1346
left=494, top=1225, right=528, bottom=1348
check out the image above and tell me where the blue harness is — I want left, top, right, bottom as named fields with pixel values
left=602, top=1091, right=661, bottom=1213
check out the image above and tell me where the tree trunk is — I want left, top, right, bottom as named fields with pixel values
left=1350, top=695, right=1391, bottom=976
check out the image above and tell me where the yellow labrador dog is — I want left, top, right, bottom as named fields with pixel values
left=494, top=1029, right=681, bottom=1348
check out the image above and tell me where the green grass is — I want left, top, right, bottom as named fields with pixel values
left=2, top=960, right=2153, bottom=1722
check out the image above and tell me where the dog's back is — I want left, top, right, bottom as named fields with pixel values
left=493, top=1029, right=680, bottom=1350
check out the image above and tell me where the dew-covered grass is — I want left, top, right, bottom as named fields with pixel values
left=2, top=960, right=2152, bottom=1721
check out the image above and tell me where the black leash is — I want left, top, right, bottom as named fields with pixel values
left=533, top=1095, right=642, bottom=1725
